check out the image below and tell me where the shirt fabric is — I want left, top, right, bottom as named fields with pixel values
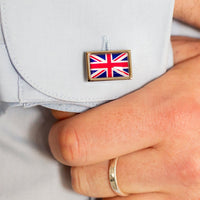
left=0, top=0, right=174, bottom=113
left=1, top=1, right=200, bottom=200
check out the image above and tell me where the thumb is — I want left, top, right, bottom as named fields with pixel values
left=51, top=110, right=76, bottom=120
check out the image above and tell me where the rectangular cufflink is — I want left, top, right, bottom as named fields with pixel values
left=86, top=50, right=132, bottom=81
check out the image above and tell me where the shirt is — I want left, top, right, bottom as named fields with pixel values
left=3, top=1, right=198, bottom=200
left=0, top=0, right=174, bottom=113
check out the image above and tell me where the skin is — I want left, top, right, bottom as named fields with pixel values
left=49, top=1, right=200, bottom=199
left=174, top=0, right=200, bottom=29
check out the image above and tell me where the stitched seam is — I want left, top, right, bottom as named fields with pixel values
left=17, top=75, right=21, bottom=103
left=1, top=0, right=122, bottom=102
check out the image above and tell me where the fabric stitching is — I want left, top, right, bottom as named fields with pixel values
left=1, top=0, right=122, bottom=102
left=1, top=0, right=174, bottom=102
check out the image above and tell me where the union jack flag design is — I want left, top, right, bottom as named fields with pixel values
left=87, top=51, right=132, bottom=81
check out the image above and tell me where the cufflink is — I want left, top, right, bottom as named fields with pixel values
left=86, top=50, right=132, bottom=81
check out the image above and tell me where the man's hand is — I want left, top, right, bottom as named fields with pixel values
left=48, top=2, right=200, bottom=199
left=49, top=45, right=200, bottom=199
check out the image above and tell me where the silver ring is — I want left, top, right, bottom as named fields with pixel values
left=109, top=157, right=129, bottom=196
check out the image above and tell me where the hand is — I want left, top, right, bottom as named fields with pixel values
left=49, top=36, right=200, bottom=199
left=49, top=2, right=200, bottom=199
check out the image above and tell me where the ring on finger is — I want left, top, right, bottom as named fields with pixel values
left=109, top=157, right=129, bottom=196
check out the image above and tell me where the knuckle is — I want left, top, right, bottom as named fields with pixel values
left=49, top=122, right=67, bottom=163
left=71, top=167, right=82, bottom=194
left=156, top=96, right=200, bottom=135
left=71, top=167, right=91, bottom=196
left=59, top=125, right=85, bottom=166
left=174, top=98, right=200, bottom=136
left=176, top=156, right=200, bottom=187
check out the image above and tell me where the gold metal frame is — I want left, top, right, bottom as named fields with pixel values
left=86, top=50, right=132, bottom=81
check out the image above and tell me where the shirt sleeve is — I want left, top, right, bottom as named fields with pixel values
left=0, top=0, right=175, bottom=112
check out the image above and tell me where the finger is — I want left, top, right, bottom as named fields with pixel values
left=102, top=193, right=170, bottom=200
left=103, top=193, right=170, bottom=200
left=49, top=55, right=200, bottom=166
left=171, top=36, right=200, bottom=65
left=49, top=87, right=163, bottom=166
left=51, top=109, right=76, bottom=120
left=174, top=0, right=200, bottom=29
left=71, top=148, right=169, bottom=197
left=48, top=37, right=200, bottom=166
